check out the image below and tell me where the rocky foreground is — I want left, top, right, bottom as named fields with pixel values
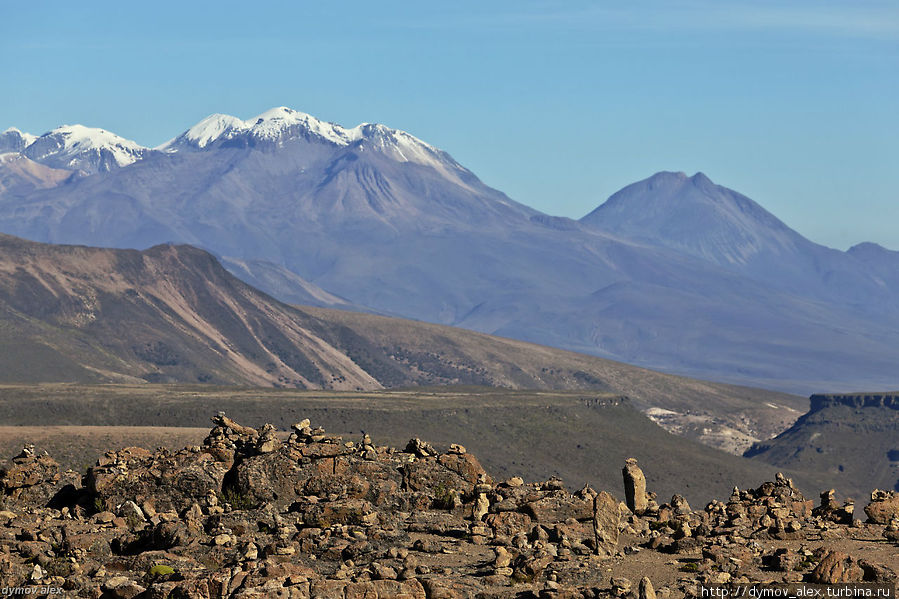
left=0, top=416, right=897, bottom=598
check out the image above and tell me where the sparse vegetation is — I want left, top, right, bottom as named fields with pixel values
left=44, top=557, right=74, bottom=578
left=148, top=564, right=175, bottom=577
left=219, top=486, right=258, bottom=511
left=432, top=484, right=457, bottom=510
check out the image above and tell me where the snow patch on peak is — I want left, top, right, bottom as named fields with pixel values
left=162, top=107, right=454, bottom=171
left=161, top=107, right=359, bottom=150
left=251, top=106, right=310, bottom=124
left=24, top=124, right=148, bottom=171
left=253, top=106, right=296, bottom=120
left=354, top=123, right=447, bottom=168
left=157, top=106, right=471, bottom=184
left=48, top=125, right=145, bottom=153
left=160, top=113, right=245, bottom=150
left=247, top=106, right=354, bottom=145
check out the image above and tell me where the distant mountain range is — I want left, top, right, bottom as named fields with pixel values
left=1, top=108, right=897, bottom=394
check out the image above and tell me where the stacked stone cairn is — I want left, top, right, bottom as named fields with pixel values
left=0, top=416, right=896, bottom=598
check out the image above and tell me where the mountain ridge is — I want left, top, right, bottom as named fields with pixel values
left=4, top=106, right=471, bottom=180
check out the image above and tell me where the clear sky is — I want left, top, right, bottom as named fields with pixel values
left=2, top=1, right=897, bottom=249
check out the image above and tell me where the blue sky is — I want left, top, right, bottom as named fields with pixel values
left=2, top=1, right=897, bottom=249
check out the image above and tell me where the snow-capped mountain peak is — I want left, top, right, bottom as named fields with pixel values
left=23, top=124, right=148, bottom=173
left=7, top=107, right=470, bottom=188
left=160, top=107, right=357, bottom=151
left=44, top=124, right=144, bottom=154
left=247, top=106, right=353, bottom=145
left=349, top=122, right=455, bottom=171
left=157, top=113, right=246, bottom=150
left=160, top=107, right=445, bottom=162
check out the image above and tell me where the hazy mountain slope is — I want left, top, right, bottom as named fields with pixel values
left=580, top=172, right=803, bottom=266
left=299, top=304, right=805, bottom=449
left=477, top=278, right=899, bottom=392
left=580, top=171, right=899, bottom=315
left=218, top=256, right=366, bottom=312
left=0, top=153, right=73, bottom=198
left=0, top=120, right=659, bottom=324
left=0, top=234, right=806, bottom=452
left=1, top=109, right=898, bottom=394
left=11, top=155, right=898, bottom=395
left=847, top=242, right=899, bottom=291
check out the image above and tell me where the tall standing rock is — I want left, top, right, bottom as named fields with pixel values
left=622, top=458, right=648, bottom=515
left=593, top=490, right=620, bottom=556
left=639, top=577, right=656, bottom=599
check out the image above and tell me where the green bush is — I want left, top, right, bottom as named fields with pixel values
left=148, top=564, right=175, bottom=577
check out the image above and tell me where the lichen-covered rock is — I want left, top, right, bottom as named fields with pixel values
left=401, top=450, right=490, bottom=508
left=593, top=490, right=620, bottom=556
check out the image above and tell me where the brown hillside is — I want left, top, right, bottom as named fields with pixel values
left=0, top=234, right=803, bottom=450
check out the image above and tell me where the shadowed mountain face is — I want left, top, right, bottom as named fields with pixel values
left=0, top=129, right=36, bottom=153
left=746, top=393, right=899, bottom=496
left=1, top=109, right=898, bottom=394
left=0, top=234, right=804, bottom=453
